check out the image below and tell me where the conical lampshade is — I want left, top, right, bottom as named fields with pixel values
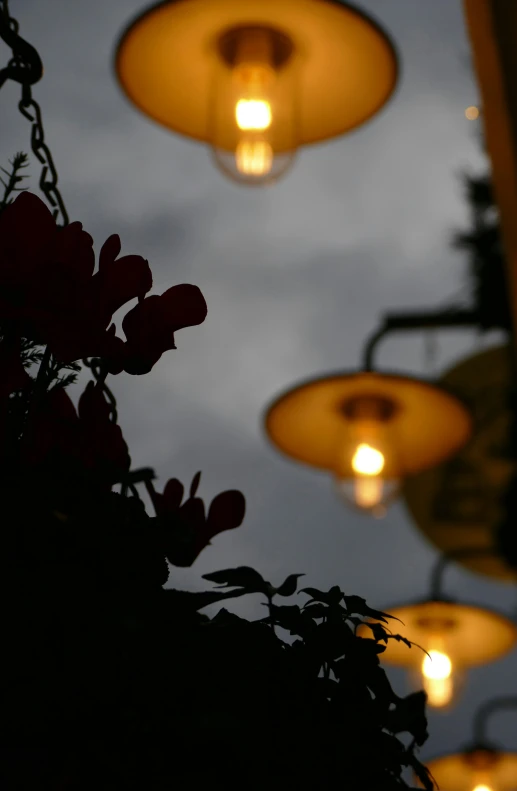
left=422, top=748, right=517, bottom=791
left=114, top=0, right=398, bottom=184
left=264, top=370, right=472, bottom=514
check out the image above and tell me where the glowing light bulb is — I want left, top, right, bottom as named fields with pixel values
left=235, top=98, right=272, bottom=131
left=421, top=649, right=454, bottom=708
left=233, top=64, right=274, bottom=176
left=235, top=139, right=273, bottom=176
left=333, top=397, right=400, bottom=514
left=350, top=443, right=386, bottom=509
left=352, top=443, right=385, bottom=475
left=472, top=785, right=493, bottom=791
left=211, top=26, right=298, bottom=185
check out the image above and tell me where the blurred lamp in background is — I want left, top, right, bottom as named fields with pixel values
left=362, top=598, right=517, bottom=710
left=358, top=552, right=517, bottom=709
left=465, top=105, right=481, bottom=120
left=420, top=696, right=517, bottom=790
left=264, top=371, right=472, bottom=517
left=114, top=0, right=398, bottom=186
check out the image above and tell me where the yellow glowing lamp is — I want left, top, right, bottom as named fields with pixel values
left=264, top=371, right=472, bottom=516
left=421, top=748, right=517, bottom=791
left=114, top=0, right=399, bottom=185
left=358, top=599, right=517, bottom=710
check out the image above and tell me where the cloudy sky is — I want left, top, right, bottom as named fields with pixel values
left=2, top=0, right=517, bottom=765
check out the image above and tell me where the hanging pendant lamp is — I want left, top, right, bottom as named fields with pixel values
left=264, top=370, right=472, bottom=516
left=114, top=0, right=399, bottom=186
left=358, top=552, right=517, bottom=709
left=420, top=697, right=517, bottom=791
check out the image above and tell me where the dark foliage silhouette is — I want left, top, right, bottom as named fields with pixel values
left=453, top=171, right=511, bottom=332
left=0, top=188, right=433, bottom=790
left=451, top=165, right=517, bottom=573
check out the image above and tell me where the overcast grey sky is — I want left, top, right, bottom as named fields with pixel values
left=2, top=0, right=516, bottom=764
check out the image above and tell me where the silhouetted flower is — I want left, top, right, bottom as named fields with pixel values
left=152, top=473, right=245, bottom=567
left=107, top=284, right=208, bottom=375
left=0, top=192, right=94, bottom=323
left=0, top=192, right=152, bottom=362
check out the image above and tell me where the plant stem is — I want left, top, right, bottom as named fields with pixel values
left=266, top=596, right=277, bottom=636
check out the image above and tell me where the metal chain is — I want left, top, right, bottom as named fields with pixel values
left=18, top=92, right=69, bottom=226
left=82, top=358, right=118, bottom=424
left=0, top=0, right=69, bottom=226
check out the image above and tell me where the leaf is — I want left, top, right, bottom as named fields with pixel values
left=202, top=566, right=270, bottom=595
left=305, top=620, right=355, bottom=661
left=328, top=585, right=344, bottom=603
left=385, top=691, right=429, bottom=746
left=190, top=470, right=202, bottom=498
left=300, top=586, right=343, bottom=605
left=343, top=595, right=402, bottom=624
left=363, top=621, right=391, bottom=643
left=407, top=755, right=436, bottom=791
left=275, top=573, right=305, bottom=597
left=364, top=664, right=397, bottom=706
left=302, top=603, right=330, bottom=620
left=387, top=633, right=428, bottom=657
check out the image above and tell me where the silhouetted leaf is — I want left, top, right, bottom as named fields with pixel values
left=363, top=621, right=391, bottom=643
left=344, top=596, right=402, bottom=624
left=408, top=754, right=436, bottom=791
left=302, top=603, right=330, bottom=620
left=202, top=566, right=271, bottom=595
left=265, top=604, right=303, bottom=632
left=300, top=586, right=343, bottom=606
left=275, top=573, right=304, bottom=597
left=387, top=633, right=428, bottom=657
left=190, top=471, right=202, bottom=498
left=386, top=692, right=429, bottom=746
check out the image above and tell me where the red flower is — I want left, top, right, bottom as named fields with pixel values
left=0, top=192, right=153, bottom=363
left=107, top=284, right=208, bottom=375
left=153, top=472, right=246, bottom=567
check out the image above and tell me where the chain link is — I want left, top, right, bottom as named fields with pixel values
left=1, top=0, right=69, bottom=226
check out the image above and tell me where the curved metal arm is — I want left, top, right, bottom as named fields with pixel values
left=473, top=696, right=517, bottom=745
left=362, top=308, right=480, bottom=371
left=430, top=547, right=498, bottom=600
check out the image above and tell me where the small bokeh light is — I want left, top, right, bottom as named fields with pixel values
left=465, top=105, right=480, bottom=120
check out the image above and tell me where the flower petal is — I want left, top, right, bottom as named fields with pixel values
left=92, top=253, right=152, bottom=323
left=206, top=490, right=246, bottom=540
left=158, top=284, right=208, bottom=332
left=99, top=234, right=121, bottom=270
left=162, top=478, right=185, bottom=513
